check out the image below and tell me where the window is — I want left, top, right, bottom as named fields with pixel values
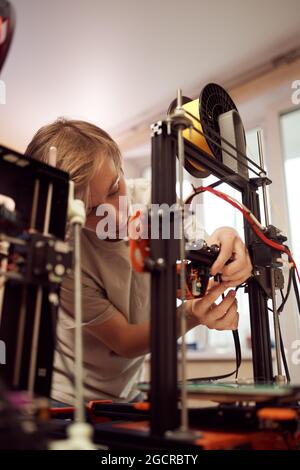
left=280, top=108, right=300, bottom=267
left=184, top=129, right=265, bottom=352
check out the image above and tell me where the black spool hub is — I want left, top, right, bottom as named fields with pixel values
left=199, top=82, right=238, bottom=161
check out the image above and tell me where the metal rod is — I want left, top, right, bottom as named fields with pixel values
left=176, top=89, right=189, bottom=432
left=28, top=286, right=43, bottom=396
left=29, top=179, right=40, bottom=230
left=73, top=222, right=85, bottom=423
left=0, top=234, right=26, bottom=245
left=270, top=268, right=284, bottom=381
left=43, top=183, right=53, bottom=235
left=43, top=147, right=57, bottom=235
left=257, top=130, right=270, bottom=227
left=13, top=287, right=27, bottom=387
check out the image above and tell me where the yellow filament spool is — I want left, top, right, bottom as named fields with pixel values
left=182, top=98, right=214, bottom=158
left=168, top=84, right=240, bottom=178
left=168, top=96, right=215, bottom=178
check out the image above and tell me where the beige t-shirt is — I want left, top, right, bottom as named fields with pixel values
left=52, top=180, right=151, bottom=405
left=51, top=178, right=205, bottom=404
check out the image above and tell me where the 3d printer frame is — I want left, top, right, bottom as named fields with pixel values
left=0, top=145, right=70, bottom=397
left=149, top=120, right=274, bottom=436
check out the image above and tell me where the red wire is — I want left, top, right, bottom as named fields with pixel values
left=196, top=185, right=300, bottom=284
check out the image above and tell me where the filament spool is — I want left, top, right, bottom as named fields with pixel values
left=168, top=83, right=240, bottom=178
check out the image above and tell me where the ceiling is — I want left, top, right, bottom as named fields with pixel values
left=1, top=0, right=300, bottom=153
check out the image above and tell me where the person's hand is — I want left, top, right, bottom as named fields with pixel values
left=186, top=283, right=239, bottom=331
left=207, top=226, right=252, bottom=286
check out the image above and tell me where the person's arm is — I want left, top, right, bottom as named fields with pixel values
left=85, top=307, right=195, bottom=359
left=85, top=283, right=238, bottom=359
left=84, top=225, right=249, bottom=359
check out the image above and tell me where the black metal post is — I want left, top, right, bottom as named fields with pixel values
left=150, top=122, right=179, bottom=436
left=242, top=185, right=274, bottom=382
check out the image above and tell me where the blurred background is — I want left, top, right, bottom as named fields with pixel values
left=1, top=0, right=300, bottom=380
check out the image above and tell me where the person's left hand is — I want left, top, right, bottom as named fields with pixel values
left=207, top=226, right=252, bottom=286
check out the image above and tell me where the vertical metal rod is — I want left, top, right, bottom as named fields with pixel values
left=176, top=88, right=189, bottom=432
left=270, top=269, right=284, bottom=381
left=43, top=147, right=57, bottom=234
left=13, top=287, right=27, bottom=387
left=26, top=176, right=41, bottom=395
left=73, top=222, right=85, bottom=423
left=28, top=287, right=43, bottom=395
left=43, top=183, right=53, bottom=235
left=257, top=130, right=284, bottom=383
left=29, top=179, right=40, bottom=230
left=257, top=130, right=270, bottom=227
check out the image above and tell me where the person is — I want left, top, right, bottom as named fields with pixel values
left=25, top=119, right=252, bottom=405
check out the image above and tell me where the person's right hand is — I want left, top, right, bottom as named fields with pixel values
left=186, top=283, right=239, bottom=331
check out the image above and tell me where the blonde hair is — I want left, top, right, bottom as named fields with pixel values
left=25, top=118, right=122, bottom=212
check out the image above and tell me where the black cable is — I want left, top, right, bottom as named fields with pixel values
left=284, top=245, right=300, bottom=315
left=276, top=266, right=300, bottom=381
left=266, top=268, right=293, bottom=382
left=191, top=174, right=240, bottom=194
left=232, top=329, right=241, bottom=380
left=231, top=287, right=242, bottom=380
left=187, top=175, right=240, bottom=205
left=278, top=320, right=291, bottom=383
left=267, top=269, right=293, bottom=316
left=292, top=269, right=300, bottom=315
left=268, top=307, right=291, bottom=381
left=187, top=330, right=242, bottom=383
left=278, top=267, right=293, bottom=314
left=188, top=285, right=243, bottom=383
